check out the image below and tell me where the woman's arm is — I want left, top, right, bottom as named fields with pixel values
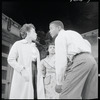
left=40, top=60, right=46, bottom=77
left=7, top=42, right=24, bottom=73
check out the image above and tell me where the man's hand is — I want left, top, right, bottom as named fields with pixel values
left=55, top=84, right=62, bottom=93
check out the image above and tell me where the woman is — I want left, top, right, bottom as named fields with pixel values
left=7, top=24, right=45, bottom=99
left=41, top=42, right=59, bottom=99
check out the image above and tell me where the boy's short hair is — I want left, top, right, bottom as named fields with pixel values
left=50, top=20, right=64, bottom=29
left=20, top=23, right=35, bottom=39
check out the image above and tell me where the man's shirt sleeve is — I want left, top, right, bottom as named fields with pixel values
left=55, top=34, right=67, bottom=85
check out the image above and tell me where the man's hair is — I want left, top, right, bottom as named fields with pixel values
left=20, top=23, right=35, bottom=39
left=50, top=20, right=64, bottom=29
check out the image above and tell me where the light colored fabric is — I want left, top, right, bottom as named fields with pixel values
left=55, top=29, right=91, bottom=85
left=41, top=55, right=59, bottom=99
left=60, top=53, right=98, bottom=99
left=7, top=39, right=45, bottom=99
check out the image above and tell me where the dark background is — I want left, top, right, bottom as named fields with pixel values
left=2, top=0, right=100, bottom=80
left=2, top=1, right=100, bottom=94
left=2, top=0, right=98, bottom=34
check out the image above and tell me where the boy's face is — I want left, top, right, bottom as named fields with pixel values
left=49, top=24, right=59, bottom=38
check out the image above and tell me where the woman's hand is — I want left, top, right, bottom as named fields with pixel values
left=20, top=68, right=29, bottom=82
left=55, top=84, right=62, bottom=93
left=42, top=66, right=46, bottom=77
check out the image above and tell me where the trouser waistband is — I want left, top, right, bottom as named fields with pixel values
left=73, top=52, right=90, bottom=60
left=67, top=52, right=90, bottom=67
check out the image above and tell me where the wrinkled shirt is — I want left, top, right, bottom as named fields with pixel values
left=55, top=29, right=91, bottom=85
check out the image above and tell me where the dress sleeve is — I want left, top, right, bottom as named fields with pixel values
left=40, top=60, right=46, bottom=77
left=7, top=42, right=24, bottom=73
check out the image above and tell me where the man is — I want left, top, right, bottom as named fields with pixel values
left=7, top=24, right=45, bottom=99
left=49, top=20, right=98, bottom=99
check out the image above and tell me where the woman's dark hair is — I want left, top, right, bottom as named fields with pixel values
left=46, top=42, right=55, bottom=55
left=20, top=23, right=35, bottom=39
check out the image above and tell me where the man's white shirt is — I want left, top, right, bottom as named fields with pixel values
left=55, top=29, right=91, bottom=85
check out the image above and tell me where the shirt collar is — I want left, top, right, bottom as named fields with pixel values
left=21, top=39, right=36, bottom=46
left=21, top=39, right=28, bottom=44
left=59, top=29, right=65, bottom=34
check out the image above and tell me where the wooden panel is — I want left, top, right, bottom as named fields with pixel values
left=2, top=84, right=6, bottom=94
left=2, top=14, right=20, bottom=99
left=2, top=70, right=7, bottom=80
left=2, top=29, right=21, bottom=44
left=82, top=29, right=98, bottom=59
left=2, top=57, right=8, bottom=67
left=2, top=13, right=21, bottom=37
left=2, top=41, right=13, bottom=99
left=2, top=45, right=9, bottom=54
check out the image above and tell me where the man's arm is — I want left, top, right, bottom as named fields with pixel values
left=55, top=35, right=67, bottom=85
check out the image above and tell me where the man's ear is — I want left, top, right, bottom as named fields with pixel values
left=58, top=26, right=62, bottom=31
left=26, top=31, right=30, bottom=35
